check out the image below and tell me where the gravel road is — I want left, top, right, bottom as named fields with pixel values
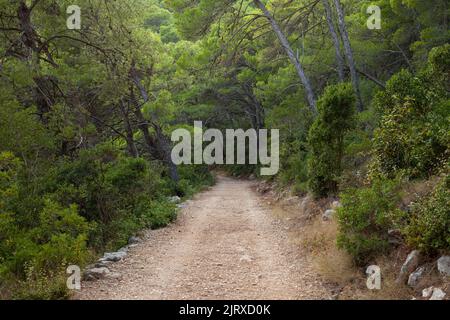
left=75, top=176, right=330, bottom=300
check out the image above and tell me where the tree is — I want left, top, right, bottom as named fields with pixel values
left=308, top=83, right=355, bottom=197
left=333, top=0, right=363, bottom=111
left=322, top=0, right=345, bottom=81
left=253, top=0, right=317, bottom=113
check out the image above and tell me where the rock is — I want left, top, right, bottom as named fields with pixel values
left=101, top=251, right=127, bottom=262
left=396, top=250, right=421, bottom=284
left=437, top=256, right=450, bottom=277
left=94, top=261, right=111, bottom=268
left=118, top=246, right=128, bottom=253
left=83, top=267, right=110, bottom=281
left=422, top=287, right=434, bottom=298
left=322, top=209, right=336, bottom=221
left=407, top=267, right=425, bottom=287
left=430, top=288, right=446, bottom=300
left=168, top=196, right=181, bottom=203
left=249, top=174, right=256, bottom=180
left=128, top=236, right=141, bottom=245
left=331, top=201, right=341, bottom=209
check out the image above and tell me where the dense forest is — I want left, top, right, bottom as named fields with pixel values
left=0, top=0, right=448, bottom=299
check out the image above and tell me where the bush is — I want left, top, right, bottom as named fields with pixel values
left=308, top=83, right=356, bottom=197
left=403, top=173, right=450, bottom=253
left=176, top=164, right=214, bottom=197
left=370, top=45, right=449, bottom=180
left=337, top=178, right=402, bottom=264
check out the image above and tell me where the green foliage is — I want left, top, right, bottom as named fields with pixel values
left=337, top=178, right=402, bottom=264
left=402, top=173, right=450, bottom=253
left=308, top=83, right=356, bottom=197
left=371, top=46, right=450, bottom=180
left=176, top=164, right=215, bottom=197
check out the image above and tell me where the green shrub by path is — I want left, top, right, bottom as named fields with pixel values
left=402, top=172, right=450, bottom=253
left=337, top=178, right=402, bottom=264
left=370, top=45, right=450, bottom=180
left=307, top=83, right=356, bottom=198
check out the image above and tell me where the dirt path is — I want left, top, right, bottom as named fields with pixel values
left=75, top=176, right=331, bottom=300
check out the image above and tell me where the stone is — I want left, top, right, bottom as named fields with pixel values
left=407, top=267, right=425, bottom=287
left=168, top=196, right=181, bottom=203
left=94, top=261, right=111, bottom=268
left=396, top=250, right=421, bottom=284
left=322, top=209, right=336, bottom=221
left=422, top=287, right=434, bottom=298
left=101, top=251, right=127, bottom=262
left=128, top=236, right=141, bottom=245
left=83, top=267, right=110, bottom=281
left=430, top=288, right=446, bottom=300
left=437, top=256, right=450, bottom=277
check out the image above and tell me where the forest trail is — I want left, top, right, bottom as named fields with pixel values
left=75, top=176, right=331, bottom=300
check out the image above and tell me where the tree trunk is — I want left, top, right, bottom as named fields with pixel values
left=333, top=0, right=363, bottom=111
left=119, top=99, right=139, bottom=158
left=253, top=0, right=317, bottom=114
left=322, top=0, right=345, bottom=81
left=131, top=89, right=157, bottom=156
left=154, top=126, right=180, bottom=183
left=129, top=69, right=179, bottom=183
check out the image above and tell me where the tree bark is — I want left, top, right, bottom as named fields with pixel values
left=119, top=99, right=139, bottom=158
left=333, top=0, right=363, bottom=111
left=253, top=0, right=317, bottom=114
left=322, top=0, right=345, bottom=81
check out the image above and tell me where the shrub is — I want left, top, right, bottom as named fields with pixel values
left=176, top=164, right=214, bottom=197
left=403, top=173, right=450, bottom=253
left=370, top=45, right=449, bottom=180
left=308, top=83, right=356, bottom=197
left=337, top=178, right=402, bottom=264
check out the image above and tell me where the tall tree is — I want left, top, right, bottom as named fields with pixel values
left=333, top=0, right=363, bottom=111
left=253, top=0, right=317, bottom=114
left=322, top=0, right=345, bottom=81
